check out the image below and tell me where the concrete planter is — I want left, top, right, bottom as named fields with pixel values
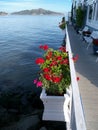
left=40, top=87, right=71, bottom=123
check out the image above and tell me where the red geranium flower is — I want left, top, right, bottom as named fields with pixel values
left=48, top=51, right=52, bottom=56
left=52, top=76, right=62, bottom=83
left=50, top=60, right=57, bottom=66
left=56, top=56, right=62, bottom=60
left=46, top=51, right=53, bottom=60
left=59, top=47, right=66, bottom=52
left=72, top=54, right=79, bottom=62
left=43, top=74, right=51, bottom=81
left=39, top=45, right=49, bottom=50
left=62, top=59, right=69, bottom=64
left=36, top=81, right=43, bottom=87
left=43, top=67, right=50, bottom=73
left=39, top=45, right=43, bottom=49
left=43, top=45, right=49, bottom=50
left=77, top=77, right=80, bottom=81
left=35, top=58, right=45, bottom=64
left=46, top=56, right=50, bottom=60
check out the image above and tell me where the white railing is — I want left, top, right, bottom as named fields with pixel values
left=66, top=25, right=87, bottom=130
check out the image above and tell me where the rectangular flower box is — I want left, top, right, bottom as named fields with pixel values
left=40, top=88, right=71, bottom=122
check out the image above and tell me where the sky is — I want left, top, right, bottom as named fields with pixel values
left=0, top=0, right=72, bottom=14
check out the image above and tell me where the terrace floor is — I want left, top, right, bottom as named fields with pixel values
left=68, top=25, right=98, bottom=130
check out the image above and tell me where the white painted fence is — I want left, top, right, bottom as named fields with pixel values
left=66, top=25, right=87, bottom=130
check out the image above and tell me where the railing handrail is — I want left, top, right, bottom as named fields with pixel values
left=66, top=25, right=87, bottom=130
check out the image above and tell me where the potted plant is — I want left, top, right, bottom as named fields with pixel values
left=59, top=17, right=66, bottom=30
left=34, top=45, right=71, bottom=95
left=59, top=22, right=66, bottom=30
left=33, top=45, right=77, bottom=122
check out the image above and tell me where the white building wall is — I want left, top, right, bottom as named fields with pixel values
left=86, top=0, right=98, bottom=30
left=86, top=0, right=96, bottom=5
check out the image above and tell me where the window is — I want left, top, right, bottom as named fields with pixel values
left=93, top=3, right=96, bottom=20
left=96, top=3, right=98, bottom=20
left=88, top=5, right=93, bottom=20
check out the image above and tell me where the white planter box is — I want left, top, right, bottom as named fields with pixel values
left=40, top=88, right=71, bottom=122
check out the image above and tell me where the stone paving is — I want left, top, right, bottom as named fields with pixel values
left=68, top=25, right=98, bottom=130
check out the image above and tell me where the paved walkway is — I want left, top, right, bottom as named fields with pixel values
left=68, top=25, right=98, bottom=130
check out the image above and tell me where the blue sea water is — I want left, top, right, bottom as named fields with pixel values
left=0, top=15, right=65, bottom=92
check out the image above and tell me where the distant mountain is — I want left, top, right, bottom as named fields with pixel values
left=11, top=8, right=63, bottom=15
left=0, top=11, right=8, bottom=16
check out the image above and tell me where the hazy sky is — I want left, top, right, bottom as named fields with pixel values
left=0, top=0, right=72, bottom=13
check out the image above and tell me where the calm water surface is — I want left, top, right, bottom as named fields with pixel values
left=0, top=15, right=65, bottom=92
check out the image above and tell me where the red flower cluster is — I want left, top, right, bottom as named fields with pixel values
left=43, top=74, right=51, bottom=81
left=34, top=45, right=72, bottom=95
left=72, top=54, right=79, bottom=62
left=52, top=75, right=62, bottom=83
left=35, top=58, right=45, bottom=64
left=60, top=58, right=69, bottom=64
left=46, top=51, right=53, bottom=60
left=77, top=77, right=80, bottom=81
left=43, top=67, right=50, bottom=73
left=35, top=45, right=70, bottom=82
left=39, top=45, right=49, bottom=50
left=59, top=46, right=66, bottom=52
left=43, top=74, right=62, bottom=83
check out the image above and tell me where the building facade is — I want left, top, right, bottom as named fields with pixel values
left=86, top=0, right=98, bottom=30
left=71, top=0, right=98, bottom=30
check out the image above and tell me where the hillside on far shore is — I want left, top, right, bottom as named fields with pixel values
left=0, top=8, right=64, bottom=16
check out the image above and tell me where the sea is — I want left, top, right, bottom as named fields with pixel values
left=0, top=15, right=65, bottom=93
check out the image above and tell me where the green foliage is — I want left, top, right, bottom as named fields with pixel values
left=76, top=6, right=84, bottom=27
left=59, top=22, right=66, bottom=30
